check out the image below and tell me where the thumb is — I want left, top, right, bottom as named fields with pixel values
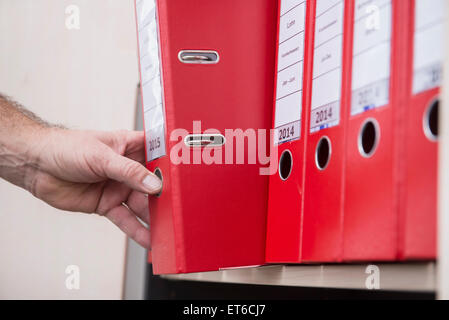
left=102, top=149, right=162, bottom=194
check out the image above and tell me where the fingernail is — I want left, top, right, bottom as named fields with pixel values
left=142, top=175, right=162, bottom=193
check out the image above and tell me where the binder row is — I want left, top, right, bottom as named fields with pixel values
left=135, top=0, right=446, bottom=274
left=267, top=0, right=445, bottom=264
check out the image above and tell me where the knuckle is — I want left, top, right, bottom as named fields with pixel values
left=86, top=149, right=108, bottom=177
left=112, top=130, right=129, bottom=153
left=28, top=171, right=42, bottom=198
left=97, top=147, right=115, bottom=173
left=28, top=171, right=52, bottom=200
left=121, top=161, right=141, bottom=180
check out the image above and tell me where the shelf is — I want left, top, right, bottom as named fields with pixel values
left=163, top=262, right=436, bottom=292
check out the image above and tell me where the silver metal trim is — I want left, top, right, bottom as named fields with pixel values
left=358, top=118, right=380, bottom=158
left=178, top=50, right=220, bottom=64
left=184, top=134, right=226, bottom=148
left=423, top=96, right=439, bottom=142
left=279, top=149, right=293, bottom=181
left=315, top=136, right=332, bottom=171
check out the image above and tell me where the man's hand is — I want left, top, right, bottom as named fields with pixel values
left=0, top=94, right=161, bottom=250
left=31, top=129, right=161, bottom=250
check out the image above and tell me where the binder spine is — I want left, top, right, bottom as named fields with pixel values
left=266, top=0, right=311, bottom=263
left=400, top=0, right=446, bottom=259
left=302, top=0, right=348, bottom=263
left=155, top=0, right=187, bottom=273
left=135, top=0, right=186, bottom=274
left=342, top=0, right=397, bottom=261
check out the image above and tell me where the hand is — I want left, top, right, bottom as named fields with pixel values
left=27, top=128, right=161, bottom=250
left=0, top=95, right=160, bottom=249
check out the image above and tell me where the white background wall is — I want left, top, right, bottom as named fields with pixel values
left=0, top=0, right=140, bottom=299
left=439, top=0, right=449, bottom=300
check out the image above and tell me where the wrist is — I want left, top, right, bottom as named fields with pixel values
left=25, top=126, right=62, bottom=167
left=0, top=94, right=66, bottom=194
left=0, top=123, right=55, bottom=192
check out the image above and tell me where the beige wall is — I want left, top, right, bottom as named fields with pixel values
left=0, top=0, right=139, bottom=299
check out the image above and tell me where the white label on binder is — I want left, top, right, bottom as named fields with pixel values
left=278, top=32, right=305, bottom=72
left=310, top=0, right=344, bottom=133
left=351, top=0, right=391, bottom=116
left=280, top=0, right=305, bottom=16
left=136, top=0, right=166, bottom=161
left=276, top=62, right=303, bottom=100
left=275, top=0, right=307, bottom=145
left=413, top=0, right=447, bottom=94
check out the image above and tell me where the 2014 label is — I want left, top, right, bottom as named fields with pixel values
left=315, top=105, right=333, bottom=125
left=279, top=125, right=295, bottom=142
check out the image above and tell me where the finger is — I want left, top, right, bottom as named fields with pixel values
left=95, top=179, right=132, bottom=215
left=105, top=204, right=151, bottom=250
left=122, top=131, right=146, bottom=163
left=126, top=190, right=150, bottom=225
left=121, top=131, right=146, bottom=154
left=94, top=130, right=146, bottom=164
left=102, top=148, right=162, bottom=195
left=95, top=130, right=145, bottom=155
left=29, top=169, right=105, bottom=213
left=124, top=148, right=146, bottom=164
